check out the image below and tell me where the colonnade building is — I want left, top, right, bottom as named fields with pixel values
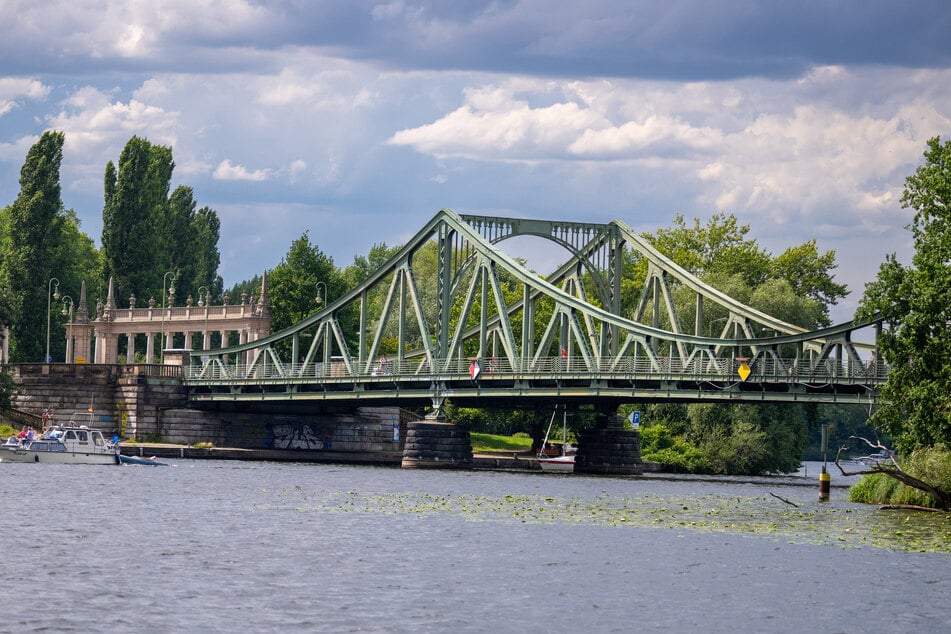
left=62, top=275, right=271, bottom=365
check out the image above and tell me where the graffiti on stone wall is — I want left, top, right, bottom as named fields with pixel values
left=269, top=420, right=334, bottom=450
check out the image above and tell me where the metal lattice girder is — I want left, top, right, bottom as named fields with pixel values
left=186, top=209, right=884, bottom=406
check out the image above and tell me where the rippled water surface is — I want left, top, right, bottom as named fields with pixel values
left=2, top=459, right=948, bottom=633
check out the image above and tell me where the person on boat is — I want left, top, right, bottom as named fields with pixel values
left=25, top=427, right=36, bottom=441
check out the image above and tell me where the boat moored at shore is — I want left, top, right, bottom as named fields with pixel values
left=1, top=424, right=119, bottom=464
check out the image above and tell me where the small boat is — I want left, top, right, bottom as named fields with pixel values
left=119, top=454, right=169, bottom=466
left=855, top=451, right=895, bottom=467
left=538, top=406, right=575, bottom=473
left=0, top=424, right=119, bottom=465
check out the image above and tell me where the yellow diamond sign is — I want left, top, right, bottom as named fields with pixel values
left=737, top=361, right=751, bottom=381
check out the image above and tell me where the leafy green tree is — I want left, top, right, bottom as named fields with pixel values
left=4, top=131, right=66, bottom=361
left=0, top=363, right=14, bottom=413
left=268, top=232, right=342, bottom=333
left=625, top=212, right=849, bottom=473
left=771, top=240, right=848, bottom=327
left=161, top=186, right=222, bottom=302
left=192, top=205, right=223, bottom=300
left=102, top=136, right=174, bottom=303
left=858, top=136, right=951, bottom=453
left=45, top=210, right=104, bottom=359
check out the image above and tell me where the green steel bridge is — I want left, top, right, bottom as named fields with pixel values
left=184, top=209, right=884, bottom=414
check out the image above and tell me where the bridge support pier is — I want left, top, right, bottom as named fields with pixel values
left=401, top=420, right=473, bottom=469
left=575, top=414, right=642, bottom=475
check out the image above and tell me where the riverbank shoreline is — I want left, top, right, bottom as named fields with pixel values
left=119, top=443, right=854, bottom=487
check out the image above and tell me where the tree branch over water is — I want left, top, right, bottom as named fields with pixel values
left=834, top=437, right=951, bottom=511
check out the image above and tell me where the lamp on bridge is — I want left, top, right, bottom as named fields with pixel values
left=45, top=277, right=60, bottom=362
left=708, top=316, right=728, bottom=339
left=315, top=281, right=328, bottom=306
left=161, top=271, right=177, bottom=363
left=60, top=295, right=73, bottom=363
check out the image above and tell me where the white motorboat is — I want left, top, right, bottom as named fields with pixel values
left=855, top=451, right=895, bottom=467
left=538, top=406, right=575, bottom=473
left=1, top=424, right=119, bottom=464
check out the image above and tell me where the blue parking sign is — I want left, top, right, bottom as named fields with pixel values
left=628, top=410, right=641, bottom=428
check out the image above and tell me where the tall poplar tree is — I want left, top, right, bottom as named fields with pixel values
left=101, top=137, right=174, bottom=304
left=5, top=131, right=66, bottom=361
left=163, top=186, right=222, bottom=301
left=192, top=205, right=223, bottom=299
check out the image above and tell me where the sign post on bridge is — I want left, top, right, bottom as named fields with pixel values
left=736, top=357, right=751, bottom=381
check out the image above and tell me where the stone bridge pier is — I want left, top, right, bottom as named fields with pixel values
left=575, top=414, right=642, bottom=475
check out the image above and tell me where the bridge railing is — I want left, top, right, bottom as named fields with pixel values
left=184, top=355, right=888, bottom=384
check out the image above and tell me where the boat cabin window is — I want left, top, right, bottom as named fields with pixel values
left=64, top=431, right=76, bottom=440
left=76, top=431, right=88, bottom=443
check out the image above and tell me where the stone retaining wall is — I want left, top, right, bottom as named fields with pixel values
left=8, top=364, right=406, bottom=454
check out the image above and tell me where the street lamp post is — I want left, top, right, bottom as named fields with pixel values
left=197, top=285, right=209, bottom=351
left=60, top=296, right=73, bottom=363
left=45, top=278, right=60, bottom=362
left=708, top=316, right=729, bottom=338
left=160, top=271, right=176, bottom=364
left=315, top=281, right=328, bottom=307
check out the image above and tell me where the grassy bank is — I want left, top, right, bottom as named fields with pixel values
left=470, top=432, right=533, bottom=453
left=849, top=446, right=951, bottom=509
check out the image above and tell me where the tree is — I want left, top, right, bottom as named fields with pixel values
left=4, top=131, right=66, bottom=361
left=267, top=233, right=342, bottom=333
left=161, top=186, right=223, bottom=302
left=857, top=136, right=951, bottom=453
left=771, top=240, right=848, bottom=327
left=191, top=205, right=223, bottom=300
left=102, top=136, right=174, bottom=303
left=625, top=212, right=849, bottom=473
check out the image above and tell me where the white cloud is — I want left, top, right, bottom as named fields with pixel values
left=288, top=159, right=307, bottom=182
left=389, top=82, right=609, bottom=159
left=389, top=68, right=951, bottom=240
left=213, top=159, right=271, bottom=181
left=46, top=87, right=179, bottom=153
left=0, top=77, right=50, bottom=117
left=0, top=135, right=41, bottom=162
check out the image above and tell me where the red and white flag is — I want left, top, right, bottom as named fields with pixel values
left=469, top=360, right=481, bottom=380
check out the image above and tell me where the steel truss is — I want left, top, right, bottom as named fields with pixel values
left=186, top=209, right=884, bottom=410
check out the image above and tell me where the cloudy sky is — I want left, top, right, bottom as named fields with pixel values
left=1, top=1, right=949, bottom=323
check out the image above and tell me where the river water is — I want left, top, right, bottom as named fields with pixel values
left=2, top=459, right=948, bottom=633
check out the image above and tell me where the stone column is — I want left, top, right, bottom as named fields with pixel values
left=575, top=414, right=642, bottom=475
left=93, top=329, right=103, bottom=363
left=126, top=333, right=135, bottom=363
left=99, top=331, right=119, bottom=364
left=401, top=419, right=473, bottom=469
left=146, top=332, right=155, bottom=363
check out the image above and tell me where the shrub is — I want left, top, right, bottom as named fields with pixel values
left=849, top=445, right=951, bottom=508
left=640, top=424, right=710, bottom=473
